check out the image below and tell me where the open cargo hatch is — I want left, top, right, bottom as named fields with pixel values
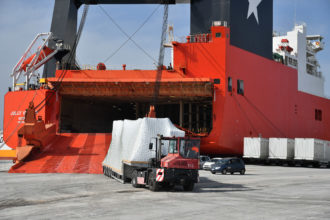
left=55, top=78, right=214, bottom=134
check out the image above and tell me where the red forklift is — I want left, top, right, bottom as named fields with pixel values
left=130, top=135, right=200, bottom=191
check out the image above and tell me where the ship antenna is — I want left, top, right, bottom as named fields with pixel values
left=294, top=0, right=297, bottom=26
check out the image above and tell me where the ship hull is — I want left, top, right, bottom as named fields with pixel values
left=2, top=26, right=330, bottom=168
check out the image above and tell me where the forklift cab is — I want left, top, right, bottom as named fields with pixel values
left=168, top=138, right=200, bottom=159
left=160, top=137, right=200, bottom=169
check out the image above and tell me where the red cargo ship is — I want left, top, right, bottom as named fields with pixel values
left=1, top=0, right=329, bottom=173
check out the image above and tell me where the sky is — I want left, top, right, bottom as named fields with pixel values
left=0, top=0, right=329, bottom=129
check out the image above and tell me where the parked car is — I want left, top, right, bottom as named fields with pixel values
left=202, top=157, right=222, bottom=170
left=210, top=158, right=245, bottom=175
left=199, top=155, right=211, bottom=169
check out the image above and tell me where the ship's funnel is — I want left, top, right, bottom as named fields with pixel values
left=191, top=0, right=273, bottom=59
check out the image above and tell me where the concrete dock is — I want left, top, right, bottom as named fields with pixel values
left=0, top=165, right=329, bottom=219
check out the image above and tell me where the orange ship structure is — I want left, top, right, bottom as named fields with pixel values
left=1, top=0, right=329, bottom=173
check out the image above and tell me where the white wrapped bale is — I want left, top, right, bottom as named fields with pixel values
left=294, top=138, right=329, bottom=162
left=102, top=118, right=185, bottom=175
left=269, top=138, right=295, bottom=160
left=243, top=137, right=269, bottom=159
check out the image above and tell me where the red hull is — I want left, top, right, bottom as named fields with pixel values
left=174, top=26, right=330, bottom=155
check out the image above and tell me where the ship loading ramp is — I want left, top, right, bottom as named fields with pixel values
left=7, top=98, right=112, bottom=174
left=9, top=133, right=111, bottom=174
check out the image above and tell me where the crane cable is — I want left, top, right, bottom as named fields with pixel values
left=99, top=5, right=160, bottom=64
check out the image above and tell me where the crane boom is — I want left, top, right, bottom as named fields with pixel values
left=152, top=4, right=168, bottom=107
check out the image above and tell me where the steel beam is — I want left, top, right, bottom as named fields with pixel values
left=77, top=0, right=188, bottom=4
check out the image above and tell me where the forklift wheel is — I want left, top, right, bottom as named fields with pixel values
left=149, top=179, right=159, bottom=192
left=131, top=177, right=139, bottom=188
left=131, top=171, right=139, bottom=188
left=183, top=182, right=194, bottom=191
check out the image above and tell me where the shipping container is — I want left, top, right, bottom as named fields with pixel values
left=294, top=138, right=330, bottom=162
left=243, top=138, right=269, bottom=159
left=269, top=138, right=295, bottom=160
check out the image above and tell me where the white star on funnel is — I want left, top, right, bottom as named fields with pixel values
left=247, top=0, right=263, bottom=24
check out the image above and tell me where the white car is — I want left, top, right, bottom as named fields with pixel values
left=200, top=155, right=211, bottom=169
left=202, top=157, right=223, bottom=170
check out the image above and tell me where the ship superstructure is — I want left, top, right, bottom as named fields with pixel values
left=273, top=25, right=325, bottom=97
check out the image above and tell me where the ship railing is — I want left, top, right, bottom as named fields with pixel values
left=186, top=34, right=212, bottom=43
left=81, top=65, right=157, bottom=70
left=306, top=69, right=322, bottom=78
left=306, top=45, right=315, bottom=54
left=306, top=58, right=318, bottom=66
left=11, top=32, right=56, bottom=91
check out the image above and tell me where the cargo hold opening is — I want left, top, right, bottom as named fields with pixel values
left=59, top=96, right=213, bottom=133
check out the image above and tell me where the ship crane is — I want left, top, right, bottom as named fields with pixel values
left=149, top=4, right=169, bottom=117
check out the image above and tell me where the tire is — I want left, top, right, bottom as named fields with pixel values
left=131, top=171, right=138, bottom=188
left=163, top=183, right=175, bottom=190
left=149, top=180, right=159, bottom=191
left=240, top=169, right=246, bottom=175
left=183, top=182, right=194, bottom=191
left=221, top=169, right=227, bottom=175
left=211, top=171, right=216, bottom=174
left=230, top=172, right=234, bottom=175
left=148, top=175, right=159, bottom=192
left=313, top=162, right=320, bottom=168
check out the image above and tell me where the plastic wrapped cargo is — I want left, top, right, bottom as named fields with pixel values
left=294, top=138, right=330, bottom=162
left=102, top=118, right=185, bottom=175
left=243, top=137, right=269, bottom=159
left=269, top=138, right=295, bottom=160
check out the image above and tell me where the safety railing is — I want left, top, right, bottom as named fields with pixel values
left=186, top=34, right=211, bottom=43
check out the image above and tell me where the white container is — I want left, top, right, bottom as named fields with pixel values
left=294, top=138, right=330, bottom=162
left=269, top=138, right=295, bottom=160
left=325, top=141, right=330, bottom=162
left=243, top=137, right=269, bottom=159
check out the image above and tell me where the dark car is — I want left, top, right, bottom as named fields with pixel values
left=210, top=158, right=245, bottom=175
